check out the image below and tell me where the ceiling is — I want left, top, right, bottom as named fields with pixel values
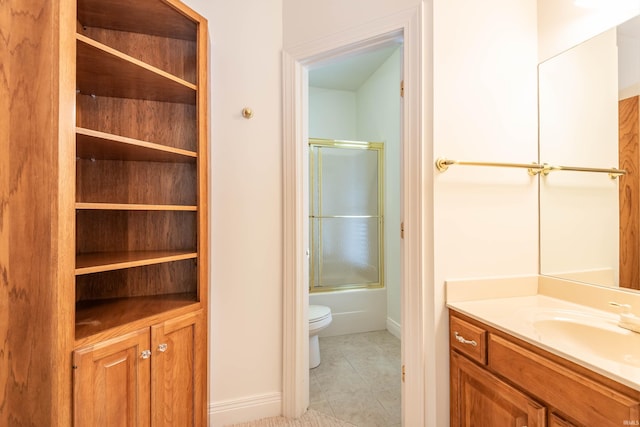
left=308, top=43, right=401, bottom=91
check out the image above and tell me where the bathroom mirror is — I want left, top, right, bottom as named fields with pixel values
left=539, top=14, right=640, bottom=291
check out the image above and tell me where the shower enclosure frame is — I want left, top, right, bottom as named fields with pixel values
left=309, top=138, right=385, bottom=292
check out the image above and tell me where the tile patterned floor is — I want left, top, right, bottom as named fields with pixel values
left=309, top=331, right=401, bottom=427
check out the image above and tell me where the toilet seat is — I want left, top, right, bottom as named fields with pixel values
left=309, top=305, right=331, bottom=323
left=309, top=305, right=332, bottom=333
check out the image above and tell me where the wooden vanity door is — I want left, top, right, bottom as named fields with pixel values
left=451, top=352, right=546, bottom=427
left=73, top=329, right=151, bottom=427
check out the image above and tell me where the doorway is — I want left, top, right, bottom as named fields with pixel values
left=282, top=6, right=426, bottom=425
left=307, top=44, right=401, bottom=424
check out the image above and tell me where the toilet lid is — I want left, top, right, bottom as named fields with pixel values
left=309, top=305, right=331, bottom=322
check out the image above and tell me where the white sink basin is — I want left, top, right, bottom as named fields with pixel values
left=530, top=309, right=640, bottom=367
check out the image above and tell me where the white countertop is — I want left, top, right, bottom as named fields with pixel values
left=447, top=292, right=640, bottom=392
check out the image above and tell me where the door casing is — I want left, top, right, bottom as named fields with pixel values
left=282, top=5, right=429, bottom=425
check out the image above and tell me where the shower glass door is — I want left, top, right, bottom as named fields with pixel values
left=309, top=138, right=384, bottom=292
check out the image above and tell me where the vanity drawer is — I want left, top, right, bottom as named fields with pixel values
left=488, top=334, right=640, bottom=427
left=450, top=315, right=487, bottom=364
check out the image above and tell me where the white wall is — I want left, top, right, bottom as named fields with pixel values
left=283, top=0, right=419, bottom=49
left=180, top=0, right=285, bottom=424
left=538, top=0, right=639, bottom=62
left=618, top=22, right=640, bottom=100
left=356, top=48, right=402, bottom=330
left=308, top=87, right=357, bottom=140
left=432, top=0, right=539, bottom=425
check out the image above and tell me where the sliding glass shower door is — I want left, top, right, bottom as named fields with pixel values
left=309, top=138, right=384, bottom=292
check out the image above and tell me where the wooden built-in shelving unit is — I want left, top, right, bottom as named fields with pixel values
left=74, top=0, right=207, bottom=346
left=2, top=0, right=208, bottom=424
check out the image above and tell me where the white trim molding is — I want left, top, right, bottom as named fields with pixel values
left=386, top=317, right=402, bottom=339
left=208, top=392, right=282, bottom=427
left=282, top=5, right=428, bottom=425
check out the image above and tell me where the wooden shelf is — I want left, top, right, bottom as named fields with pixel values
left=76, top=34, right=196, bottom=104
left=75, top=293, right=199, bottom=344
left=76, top=202, right=197, bottom=211
left=76, top=250, right=197, bottom=275
left=77, top=127, right=197, bottom=163
left=78, top=0, right=198, bottom=41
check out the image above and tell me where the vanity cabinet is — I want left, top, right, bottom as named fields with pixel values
left=73, top=311, right=205, bottom=427
left=451, top=351, right=546, bottom=426
left=450, top=311, right=640, bottom=427
left=1, top=0, right=208, bottom=424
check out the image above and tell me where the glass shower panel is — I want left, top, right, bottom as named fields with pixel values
left=318, top=217, right=380, bottom=287
left=309, top=139, right=384, bottom=291
left=320, top=148, right=379, bottom=217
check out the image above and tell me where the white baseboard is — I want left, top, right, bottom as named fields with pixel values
left=209, top=392, right=282, bottom=427
left=386, top=317, right=401, bottom=339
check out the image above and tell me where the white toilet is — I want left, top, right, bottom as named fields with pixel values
left=308, top=305, right=332, bottom=369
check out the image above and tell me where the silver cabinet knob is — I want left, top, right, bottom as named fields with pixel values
left=158, top=343, right=168, bottom=353
left=140, top=350, right=152, bottom=359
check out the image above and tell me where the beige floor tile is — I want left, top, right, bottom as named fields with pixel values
left=328, top=392, right=389, bottom=427
left=310, top=330, right=402, bottom=426
left=309, top=399, right=336, bottom=417
left=309, top=375, right=326, bottom=403
left=374, top=389, right=402, bottom=424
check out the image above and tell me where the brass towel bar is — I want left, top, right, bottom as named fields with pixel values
left=435, top=157, right=626, bottom=180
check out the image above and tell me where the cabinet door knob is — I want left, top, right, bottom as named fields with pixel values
left=454, top=332, right=478, bottom=347
left=140, top=350, right=152, bottom=359
left=158, top=343, right=168, bottom=353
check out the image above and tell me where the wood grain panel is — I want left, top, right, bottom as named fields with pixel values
left=451, top=351, right=546, bottom=427
left=76, top=203, right=197, bottom=211
left=619, top=96, right=640, bottom=290
left=76, top=35, right=196, bottom=104
left=73, top=328, right=151, bottom=427
left=76, top=128, right=196, bottom=163
left=0, top=2, right=11, bottom=423
left=196, top=19, right=209, bottom=318
left=76, top=250, right=197, bottom=275
left=76, top=210, right=197, bottom=253
left=80, top=26, right=197, bottom=84
left=75, top=259, right=197, bottom=301
left=151, top=311, right=204, bottom=427
left=549, top=413, right=578, bottom=427
left=77, top=0, right=197, bottom=41
left=76, top=94, right=197, bottom=151
left=1, top=0, right=75, bottom=425
left=76, top=159, right=197, bottom=205
left=489, top=334, right=640, bottom=427
left=75, top=293, right=199, bottom=343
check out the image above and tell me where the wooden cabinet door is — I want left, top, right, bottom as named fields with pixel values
left=451, top=351, right=546, bottom=427
left=549, top=413, right=578, bottom=427
left=73, top=328, right=151, bottom=427
left=151, top=310, right=205, bottom=427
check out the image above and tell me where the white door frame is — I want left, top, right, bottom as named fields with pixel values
left=282, top=5, right=427, bottom=425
